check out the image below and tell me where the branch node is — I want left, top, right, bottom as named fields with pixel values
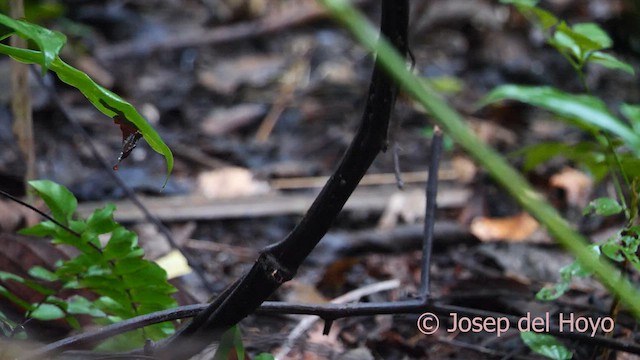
left=260, top=252, right=294, bottom=284
left=322, top=318, right=334, bottom=335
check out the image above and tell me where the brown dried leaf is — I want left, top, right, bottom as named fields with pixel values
left=549, top=167, right=593, bottom=208
left=470, top=212, right=539, bottom=242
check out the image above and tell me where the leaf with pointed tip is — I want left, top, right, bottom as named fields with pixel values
left=480, top=85, right=640, bottom=154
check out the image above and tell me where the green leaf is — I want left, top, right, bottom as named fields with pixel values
left=85, top=204, right=119, bottom=235
left=28, top=266, right=59, bottom=282
left=0, top=13, right=65, bottom=71
left=0, top=46, right=173, bottom=187
left=572, top=23, right=612, bottom=50
left=18, top=220, right=58, bottom=237
left=214, top=326, right=245, bottom=360
left=103, top=227, right=139, bottom=260
left=621, top=103, right=640, bottom=132
left=129, top=289, right=177, bottom=308
left=113, top=257, right=150, bottom=275
left=536, top=282, right=569, bottom=301
left=601, top=241, right=624, bottom=262
left=480, top=86, right=640, bottom=154
left=550, top=22, right=587, bottom=61
left=255, top=354, right=276, bottom=360
left=590, top=51, right=635, bottom=74
left=122, top=265, right=175, bottom=293
left=424, top=76, right=463, bottom=94
left=0, top=271, right=54, bottom=295
left=67, top=295, right=106, bottom=317
left=499, top=0, right=538, bottom=6
left=0, top=284, right=32, bottom=310
left=583, top=197, right=623, bottom=216
left=529, top=7, right=558, bottom=30
left=30, top=303, right=65, bottom=320
left=28, top=180, right=77, bottom=223
left=520, top=332, right=572, bottom=359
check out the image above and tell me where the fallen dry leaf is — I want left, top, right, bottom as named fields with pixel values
left=201, top=103, right=266, bottom=136
left=377, top=189, right=425, bottom=229
left=197, top=55, right=286, bottom=95
left=470, top=212, right=539, bottom=242
left=197, top=167, right=270, bottom=199
left=452, top=155, right=477, bottom=184
left=468, top=117, right=517, bottom=146
left=549, top=167, right=593, bottom=208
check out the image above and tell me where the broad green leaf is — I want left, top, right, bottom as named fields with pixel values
left=28, top=266, right=59, bottom=282
left=130, top=289, right=177, bottom=308
left=0, top=45, right=173, bottom=186
left=30, top=303, right=65, bottom=320
left=18, top=220, right=58, bottom=237
left=480, top=85, right=640, bottom=154
left=122, top=265, right=175, bottom=293
left=103, top=227, right=139, bottom=260
left=67, top=295, right=106, bottom=317
left=0, top=13, right=65, bottom=71
left=590, top=51, right=635, bottom=74
left=583, top=197, right=623, bottom=216
left=558, top=22, right=602, bottom=53
left=520, top=332, right=572, bottom=359
left=85, top=204, right=119, bottom=235
left=94, top=296, right=126, bottom=314
left=113, top=257, right=150, bottom=276
left=572, top=23, right=612, bottom=49
left=28, top=180, right=77, bottom=223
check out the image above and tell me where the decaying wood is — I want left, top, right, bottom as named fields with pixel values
left=76, top=185, right=469, bottom=222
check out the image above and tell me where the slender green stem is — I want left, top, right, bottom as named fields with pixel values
left=318, top=0, right=640, bottom=318
left=601, top=133, right=630, bottom=218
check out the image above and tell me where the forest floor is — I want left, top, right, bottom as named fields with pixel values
left=1, top=0, right=640, bottom=359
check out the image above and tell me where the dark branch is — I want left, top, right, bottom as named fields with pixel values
left=33, top=300, right=640, bottom=358
left=156, top=1, right=410, bottom=358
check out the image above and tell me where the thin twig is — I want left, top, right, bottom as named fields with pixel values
left=0, top=189, right=80, bottom=238
left=274, top=279, right=400, bottom=359
left=30, top=66, right=216, bottom=294
left=33, top=299, right=640, bottom=358
left=420, top=126, right=443, bottom=298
